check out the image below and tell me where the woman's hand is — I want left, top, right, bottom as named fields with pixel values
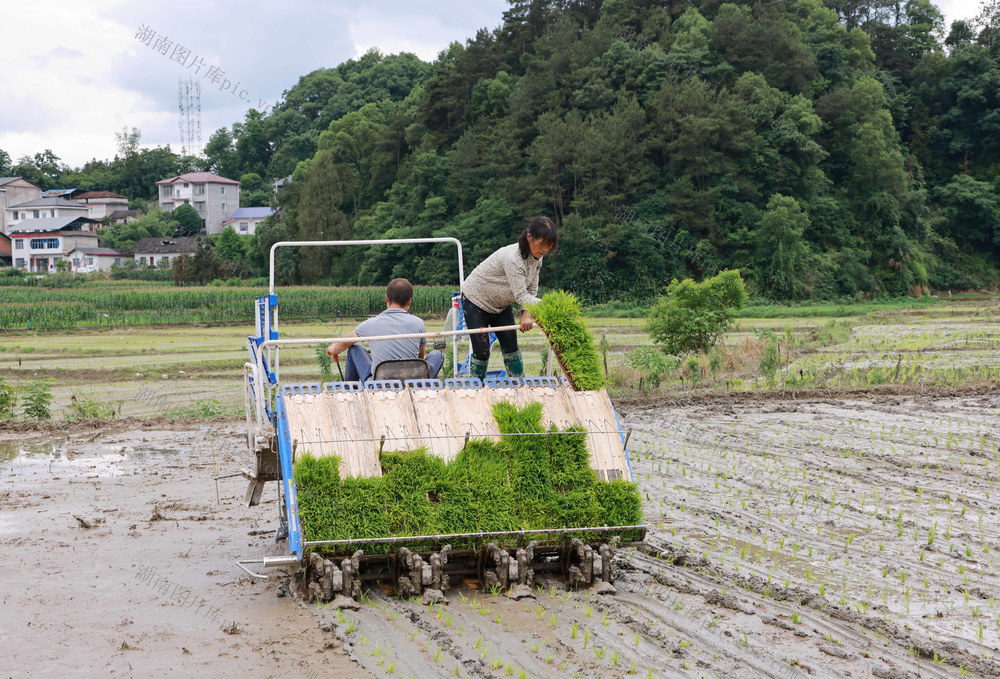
left=519, top=309, right=534, bottom=332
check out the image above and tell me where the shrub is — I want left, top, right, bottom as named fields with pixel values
left=647, top=269, right=747, bottom=355
left=758, top=333, right=780, bottom=387
left=624, top=346, right=679, bottom=388
left=528, top=291, right=604, bottom=390
left=0, top=378, right=16, bottom=418
left=66, top=394, right=119, bottom=420
left=22, top=381, right=52, bottom=420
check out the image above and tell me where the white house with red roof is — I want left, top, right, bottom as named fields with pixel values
left=8, top=216, right=101, bottom=272
left=155, top=172, right=240, bottom=235
left=76, top=191, right=129, bottom=220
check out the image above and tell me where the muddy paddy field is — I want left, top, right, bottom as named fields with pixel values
left=4, top=387, right=999, bottom=679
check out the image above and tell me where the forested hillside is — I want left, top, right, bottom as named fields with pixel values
left=5, top=0, right=1000, bottom=301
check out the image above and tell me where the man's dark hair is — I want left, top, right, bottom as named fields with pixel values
left=517, top=216, right=558, bottom=258
left=386, top=278, right=414, bottom=306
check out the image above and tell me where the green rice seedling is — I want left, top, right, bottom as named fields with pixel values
left=528, top=291, right=604, bottom=390
left=316, top=345, right=334, bottom=383
left=294, top=401, right=642, bottom=561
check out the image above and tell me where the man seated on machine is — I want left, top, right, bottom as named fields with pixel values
left=326, top=277, right=443, bottom=383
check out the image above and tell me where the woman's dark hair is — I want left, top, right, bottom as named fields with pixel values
left=517, top=216, right=558, bottom=259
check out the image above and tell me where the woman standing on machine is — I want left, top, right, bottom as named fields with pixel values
left=461, top=216, right=558, bottom=379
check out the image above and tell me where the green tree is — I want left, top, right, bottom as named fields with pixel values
left=754, top=194, right=812, bottom=299
left=12, top=150, right=64, bottom=190
left=98, top=206, right=176, bottom=250
left=213, top=226, right=252, bottom=276
left=239, top=172, right=273, bottom=207
left=295, top=149, right=350, bottom=282
left=115, top=126, right=143, bottom=198
left=203, top=128, right=239, bottom=178
left=173, top=238, right=233, bottom=285
left=647, top=270, right=748, bottom=355
left=254, top=217, right=297, bottom=283
left=171, top=203, right=203, bottom=236
left=936, top=174, right=1000, bottom=248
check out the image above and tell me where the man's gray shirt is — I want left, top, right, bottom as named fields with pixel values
left=354, top=308, right=426, bottom=375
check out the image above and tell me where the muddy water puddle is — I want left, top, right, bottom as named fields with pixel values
left=0, top=435, right=189, bottom=479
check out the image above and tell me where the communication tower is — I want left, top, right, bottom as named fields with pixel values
left=178, top=77, right=202, bottom=157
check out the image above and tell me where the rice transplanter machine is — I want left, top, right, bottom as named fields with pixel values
left=238, top=238, right=644, bottom=597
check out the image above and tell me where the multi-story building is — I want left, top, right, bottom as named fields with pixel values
left=8, top=217, right=101, bottom=272
left=156, top=172, right=240, bottom=235
left=76, top=191, right=129, bottom=220
left=5, top=197, right=90, bottom=230
left=0, top=177, right=43, bottom=234
left=220, top=207, right=277, bottom=235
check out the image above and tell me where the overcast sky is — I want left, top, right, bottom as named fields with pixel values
left=0, top=0, right=986, bottom=169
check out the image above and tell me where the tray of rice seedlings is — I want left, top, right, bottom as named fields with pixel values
left=528, top=291, right=604, bottom=390
left=291, top=402, right=643, bottom=599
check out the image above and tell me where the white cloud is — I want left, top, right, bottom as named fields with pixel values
left=0, top=0, right=508, bottom=168
left=937, top=0, right=984, bottom=25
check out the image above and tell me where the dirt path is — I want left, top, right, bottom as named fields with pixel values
left=0, top=423, right=369, bottom=679
left=4, top=391, right=999, bottom=678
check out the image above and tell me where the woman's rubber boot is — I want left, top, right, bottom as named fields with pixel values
left=502, top=350, right=525, bottom=378
left=469, top=357, right=489, bottom=382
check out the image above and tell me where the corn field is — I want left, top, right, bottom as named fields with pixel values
left=0, top=284, right=455, bottom=330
